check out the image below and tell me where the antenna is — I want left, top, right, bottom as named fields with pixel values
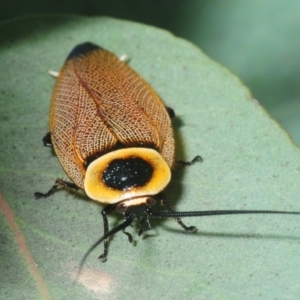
left=150, top=209, right=300, bottom=218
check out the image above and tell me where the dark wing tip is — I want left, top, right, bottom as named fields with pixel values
left=66, top=42, right=105, bottom=61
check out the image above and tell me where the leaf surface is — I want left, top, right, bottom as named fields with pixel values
left=0, top=15, right=300, bottom=300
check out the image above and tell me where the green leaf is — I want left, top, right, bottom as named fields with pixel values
left=189, top=1, right=300, bottom=146
left=1, top=15, right=300, bottom=299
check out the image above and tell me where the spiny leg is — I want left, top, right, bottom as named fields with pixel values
left=160, top=194, right=196, bottom=232
left=172, top=155, right=202, bottom=229
left=98, top=205, right=115, bottom=262
left=34, top=179, right=78, bottom=199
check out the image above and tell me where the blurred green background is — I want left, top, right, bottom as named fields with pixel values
left=1, top=0, right=299, bottom=145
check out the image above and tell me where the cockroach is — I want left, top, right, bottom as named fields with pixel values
left=35, top=42, right=300, bottom=262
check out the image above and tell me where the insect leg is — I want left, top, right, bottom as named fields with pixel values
left=160, top=194, right=196, bottom=232
left=165, top=106, right=175, bottom=119
left=176, top=155, right=203, bottom=166
left=122, top=229, right=133, bottom=243
left=34, top=179, right=78, bottom=199
left=42, top=132, right=52, bottom=147
left=99, top=205, right=115, bottom=261
left=138, top=218, right=152, bottom=236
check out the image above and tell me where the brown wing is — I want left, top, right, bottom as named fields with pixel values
left=50, top=44, right=174, bottom=188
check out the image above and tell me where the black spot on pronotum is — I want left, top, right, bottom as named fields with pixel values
left=103, top=157, right=153, bottom=190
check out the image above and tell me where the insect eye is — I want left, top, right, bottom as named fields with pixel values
left=146, top=197, right=156, bottom=207
left=116, top=202, right=127, bottom=213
